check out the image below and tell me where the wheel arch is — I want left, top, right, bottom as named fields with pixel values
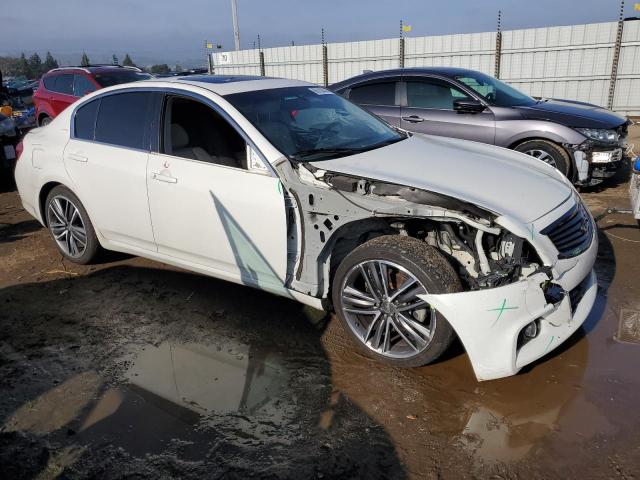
left=508, top=136, right=575, bottom=177
left=38, top=181, right=64, bottom=226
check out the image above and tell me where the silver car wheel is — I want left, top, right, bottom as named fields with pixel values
left=339, top=259, right=436, bottom=359
left=523, top=148, right=557, bottom=167
left=47, top=195, right=87, bottom=258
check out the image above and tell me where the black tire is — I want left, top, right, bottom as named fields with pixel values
left=39, top=115, right=51, bottom=127
left=331, top=235, right=462, bottom=368
left=514, top=139, right=571, bottom=177
left=45, top=186, right=100, bottom=264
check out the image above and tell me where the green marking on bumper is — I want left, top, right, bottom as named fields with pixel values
left=543, top=335, right=555, bottom=354
left=488, top=298, right=519, bottom=327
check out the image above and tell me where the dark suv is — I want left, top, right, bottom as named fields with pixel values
left=331, top=67, right=630, bottom=186
left=33, top=65, right=151, bottom=126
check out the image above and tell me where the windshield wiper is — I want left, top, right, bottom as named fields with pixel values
left=291, top=136, right=406, bottom=161
left=290, top=147, right=365, bottom=161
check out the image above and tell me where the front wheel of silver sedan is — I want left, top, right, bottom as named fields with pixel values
left=45, top=186, right=100, bottom=264
left=332, top=235, right=462, bottom=368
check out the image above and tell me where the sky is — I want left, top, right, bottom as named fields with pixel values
left=1, top=0, right=634, bottom=66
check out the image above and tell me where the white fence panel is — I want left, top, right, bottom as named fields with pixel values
left=212, top=21, right=640, bottom=115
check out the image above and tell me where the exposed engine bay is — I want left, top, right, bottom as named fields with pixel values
left=275, top=160, right=545, bottom=300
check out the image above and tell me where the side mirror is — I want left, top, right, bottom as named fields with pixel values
left=453, top=98, right=486, bottom=114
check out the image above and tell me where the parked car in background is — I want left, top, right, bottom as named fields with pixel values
left=331, top=67, right=631, bottom=186
left=15, top=76, right=597, bottom=381
left=33, top=65, right=152, bottom=126
left=0, top=112, right=19, bottom=185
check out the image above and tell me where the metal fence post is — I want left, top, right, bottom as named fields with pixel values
left=494, top=11, right=502, bottom=79
left=322, top=28, right=329, bottom=87
left=607, top=0, right=625, bottom=110
left=258, top=35, right=265, bottom=76
left=399, top=20, right=405, bottom=68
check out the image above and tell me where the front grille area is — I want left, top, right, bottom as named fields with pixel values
left=541, top=201, right=594, bottom=259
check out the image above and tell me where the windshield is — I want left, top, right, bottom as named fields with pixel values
left=225, top=86, right=405, bottom=161
left=455, top=72, right=536, bottom=107
left=93, top=70, right=152, bottom=88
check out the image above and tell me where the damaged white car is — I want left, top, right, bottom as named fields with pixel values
left=14, top=76, right=598, bottom=381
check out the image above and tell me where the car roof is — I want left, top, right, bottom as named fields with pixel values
left=102, top=74, right=315, bottom=96
left=330, top=67, right=482, bottom=89
left=45, top=65, right=146, bottom=76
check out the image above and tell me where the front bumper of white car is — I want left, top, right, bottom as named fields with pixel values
left=419, top=205, right=598, bottom=381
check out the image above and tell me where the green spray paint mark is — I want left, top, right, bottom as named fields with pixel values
left=543, top=335, right=555, bottom=354
left=529, top=223, right=535, bottom=241
left=277, top=179, right=283, bottom=194
left=488, top=298, right=519, bottom=327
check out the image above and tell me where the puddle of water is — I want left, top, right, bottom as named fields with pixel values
left=72, top=340, right=291, bottom=457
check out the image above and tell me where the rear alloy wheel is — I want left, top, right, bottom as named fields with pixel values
left=39, top=116, right=52, bottom=127
left=332, top=235, right=462, bottom=367
left=515, top=139, right=571, bottom=177
left=45, top=186, right=99, bottom=264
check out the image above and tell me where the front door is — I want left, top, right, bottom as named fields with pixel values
left=146, top=94, right=289, bottom=293
left=400, top=78, right=496, bottom=144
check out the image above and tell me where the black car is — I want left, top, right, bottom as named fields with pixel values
left=331, top=67, right=630, bottom=186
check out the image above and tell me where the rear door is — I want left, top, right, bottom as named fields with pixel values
left=63, top=91, right=159, bottom=251
left=400, top=77, right=495, bottom=144
left=50, top=74, right=77, bottom=116
left=345, top=78, right=401, bottom=127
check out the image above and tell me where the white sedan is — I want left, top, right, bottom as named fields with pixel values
left=14, top=75, right=598, bottom=381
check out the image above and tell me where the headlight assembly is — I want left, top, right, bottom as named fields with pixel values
left=575, top=128, right=619, bottom=143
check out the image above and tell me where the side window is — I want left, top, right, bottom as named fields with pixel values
left=74, top=98, right=100, bottom=140
left=54, top=74, right=74, bottom=96
left=406, top=79, right=471, bottom=110
left=73, top=75, right=96, bottom=97
left=95, top=92, right=153, bottom=149
left=43, top=76, right=57, bottom=92
left=163, top=96, right=248, bottom=170
left=349, top=82, right=396, bottom=106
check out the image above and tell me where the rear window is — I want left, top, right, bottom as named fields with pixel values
left=93, top=70, right=152, bottom=87
left=43, top=74, right=74, bottom=95
left=94, top=92, right=154, bottom=149
left=349, top=82, right=396, bottom=106
left=74, top=98, right=100, bottom=140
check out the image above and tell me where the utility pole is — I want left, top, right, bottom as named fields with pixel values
left=231, top=0, right=240, bottom=51
left=607, top=0, right=625, bottom=110
left=494, top=10, right=502, bottom=79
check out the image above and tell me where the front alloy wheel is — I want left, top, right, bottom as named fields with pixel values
left=340, top=260, right=436, bottom=358
left=332, top=235, right=462, bottom=367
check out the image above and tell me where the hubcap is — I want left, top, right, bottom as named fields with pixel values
left=339, top=260, right=436, bottom=359
left=47, top=195, right=87, bottom=258
left=523, top=148, right=557, bottom=167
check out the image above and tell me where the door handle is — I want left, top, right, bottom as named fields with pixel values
left=67, top=153, right=88, bottom=162
left=152, top=172, right=177, bottom=184
left=401, top=115, right=424, bottom=123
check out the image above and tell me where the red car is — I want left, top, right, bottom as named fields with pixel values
left=33, top=65, right=152, bottom=126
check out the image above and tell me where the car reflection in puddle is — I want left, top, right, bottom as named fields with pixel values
left=75, top=340, right=289, bottom=458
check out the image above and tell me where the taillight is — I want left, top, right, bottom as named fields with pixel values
left=15, top=141, right=24, bottom=162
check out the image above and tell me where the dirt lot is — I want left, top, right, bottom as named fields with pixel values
left=1, top=133, right=640, bottom=479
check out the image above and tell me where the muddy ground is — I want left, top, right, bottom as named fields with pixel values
left=1, top=132, right=640, bottom=480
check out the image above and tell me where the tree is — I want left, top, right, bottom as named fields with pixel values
left=28, top=53, right=43, bottom=78
left=112, top=54, right=119, bottom=65
left=80, top=52, right=90, bottom=67
left=17, top=53, right=30, bottom=78
left=43, top=51, right=59, bottom=72
left=122, top=54, right=135, bottom=67
left=150, top=64, right=171, bottom=75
